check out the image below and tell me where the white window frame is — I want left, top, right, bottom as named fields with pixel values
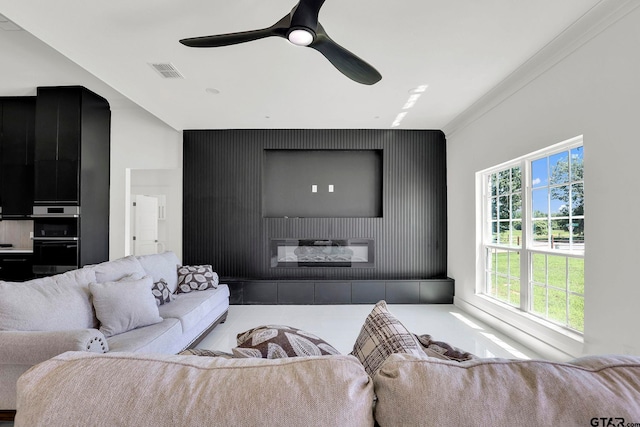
left=480, top=135, right=584, bottom=334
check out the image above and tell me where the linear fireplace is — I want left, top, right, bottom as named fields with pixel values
left=271, top=239, right=374, bottom=268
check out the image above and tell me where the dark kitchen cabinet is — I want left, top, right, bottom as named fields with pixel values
left=0, top=253, right=34, bottom=281
left=34, top=86, right=107, bottom=205
left=0, top=97, right=36, bottom=218
left=34, top=86, right=111, bottom=267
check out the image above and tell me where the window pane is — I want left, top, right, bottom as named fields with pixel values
left=510, top=279, right=521, bottom=306
left=499, top=222, right=510, bottom=244
left=531, top=158, right=548, bottom=188
left=509, top=251, right=520, bottom=277
left=496, top=250, right=508, bottom=276
left=532, top=188, right=548, bottom=216
left=532, top=284, right=546, bottom=316
left=548, top=288, right=567, bottom=324
left=497, top=281, right=509, bottom=301
left=511, top=166, right=522, bottom=191
left=491, top=222, right=498, bottom=243
left=491, top=173, right=497, bottom=197
left=498, top=170, right=510, bottom=194
left=550, top=185, right=569, bottom=217
left=571, top=147, right=584, bottom=181
left=549, top=152, right=569, bottom=185
left=572, top=219, right=584, bottom=245
left=571, top=183, right=584, bottom=216
left=499, top=196, right=509, bottom=219
left=568, top=257, right=584, bottom=294
left=532, top=253, right=546, bottom=283
left=550, top=221, right=568, bottom=248
left=511, top=194, right=521, bottom=219
left=532, top=221, right=548, bottom=248
left=491, top=197, right=498, bottom=220
left=547, top=255, right=567, bottom=289
left=511, top=221, right=522, bottom=246
left=569, top=295, right=584, bottom=332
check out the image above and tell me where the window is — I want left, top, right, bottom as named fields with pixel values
left=481, top=137, right=584, bottom=333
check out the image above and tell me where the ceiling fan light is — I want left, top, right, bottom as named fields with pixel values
left=288, top=29, right=314, bottom=46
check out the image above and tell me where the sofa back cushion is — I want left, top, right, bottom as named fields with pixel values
left=374, top=353, right=640, bottom=427
left=0, top=268, right=97, bottom=331
left=16, top=351, right=375, bottom=427
left=90, top=255, right=146, bottom=283
left=136, top=251, right=181, bottom=293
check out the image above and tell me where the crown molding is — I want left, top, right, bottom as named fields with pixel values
left=442, top=0, right=640, bottom=137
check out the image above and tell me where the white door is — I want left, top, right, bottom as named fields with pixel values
left=133, top=195, right=159, bottom=255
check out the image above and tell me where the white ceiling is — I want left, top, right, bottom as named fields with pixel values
left=0, top=0, right=604, bottom=131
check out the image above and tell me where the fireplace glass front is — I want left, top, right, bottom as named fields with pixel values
left=271, top=239, right=374, bottom=268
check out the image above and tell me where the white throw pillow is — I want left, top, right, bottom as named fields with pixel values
left=89, top=276, right=162, bottom=337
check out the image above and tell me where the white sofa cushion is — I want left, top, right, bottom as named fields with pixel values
left=106, top=318, right=182, bottom=353
left=90, top=276, right=162, bottom=337
left=0, top=268, right=97, bottom=331
left=91, top=255, right=147, bottom=283
left=158, top=285, right=229, bottom=333
left=136, top=251, right=181, bottom=293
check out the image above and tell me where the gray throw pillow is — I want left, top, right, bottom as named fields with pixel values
left=90, top=275, right=162, bottom=337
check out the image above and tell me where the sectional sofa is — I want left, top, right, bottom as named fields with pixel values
left=10, top=300, right=640, bottom=426
left=0, top=251, right=230, bottom=414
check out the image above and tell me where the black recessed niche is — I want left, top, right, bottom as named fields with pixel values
left=262, top=149, right=383, bottom=218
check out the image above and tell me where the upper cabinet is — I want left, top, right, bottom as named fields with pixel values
left=0, top=97, right=36, bottom=219
left=34, top=86, right=110, bottom=206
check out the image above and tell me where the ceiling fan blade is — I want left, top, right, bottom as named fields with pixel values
left=290, top=0, right=326, bottom=30
left=309, top=24, right=382, bottom=85
left=180, top=15, right=290, bottom=48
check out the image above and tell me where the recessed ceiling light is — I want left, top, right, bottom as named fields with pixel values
left=408, top=85, right=429, bottom=94
left=205, top=88, right=220, bottom=95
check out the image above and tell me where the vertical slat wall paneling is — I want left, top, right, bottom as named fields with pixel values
left=183, top=129, right=447, bottom=281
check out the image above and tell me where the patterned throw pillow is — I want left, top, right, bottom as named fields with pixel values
left=350, top=300, right=425, bottom=377
left=151, top=279, right=175, bottom=306
left=413, top=333, right=475, bottom=362
left=176, top=265, right=218, bottom=293
left=232, top=325, right=340, bottom=359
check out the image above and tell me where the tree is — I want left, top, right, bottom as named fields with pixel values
left=549, top=150, right=584, bottom=237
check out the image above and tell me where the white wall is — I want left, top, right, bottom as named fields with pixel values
left=110, top=106, right=182, bottom=261
left=447, top=5, right=640, bottom=358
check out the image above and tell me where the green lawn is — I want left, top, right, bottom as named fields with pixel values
left=489, top=250, right=584, bottom=332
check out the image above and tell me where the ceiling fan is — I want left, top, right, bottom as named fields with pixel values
left=179, top=0, right=382, bottom=85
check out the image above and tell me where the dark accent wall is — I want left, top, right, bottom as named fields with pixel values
left=183, top=129, right=447, bottom=280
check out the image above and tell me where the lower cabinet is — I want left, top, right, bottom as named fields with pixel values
left=224, top=278, right=454, bottom=305
left=0, top=254, right=34, bottom=281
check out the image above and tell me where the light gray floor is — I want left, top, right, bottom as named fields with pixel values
left=198, top=304, right=543, bottom=359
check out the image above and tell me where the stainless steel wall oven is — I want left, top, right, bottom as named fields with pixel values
left=32, top=206, right=80, bottom=275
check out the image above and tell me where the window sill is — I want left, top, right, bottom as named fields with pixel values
left=456, top=294, right=584, bottom=360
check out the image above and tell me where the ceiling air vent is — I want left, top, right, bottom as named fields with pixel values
left=149, top=63, right=184, bottom=79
